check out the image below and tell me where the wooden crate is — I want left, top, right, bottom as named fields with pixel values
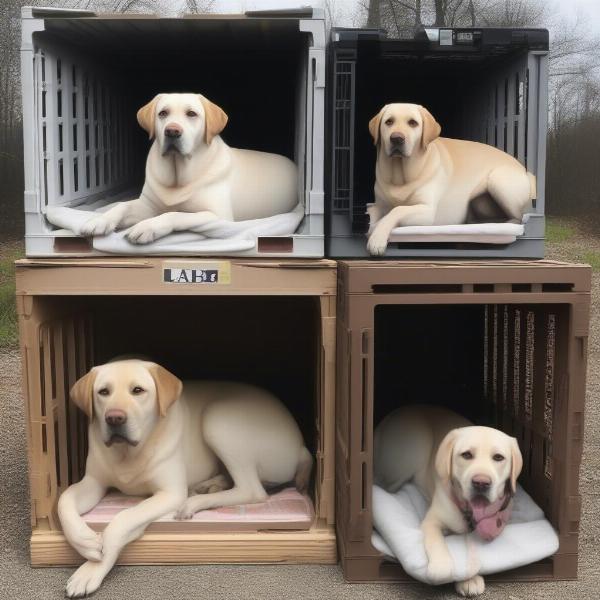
left=16, top=258, right=337, bottom=566
left=335, top=260, right=591, bottom=582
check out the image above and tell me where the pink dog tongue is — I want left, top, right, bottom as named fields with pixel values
left=469, top=495, right=511, bottom=541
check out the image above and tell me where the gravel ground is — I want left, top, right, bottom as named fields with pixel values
left=0, top=228, right=598, bottom=600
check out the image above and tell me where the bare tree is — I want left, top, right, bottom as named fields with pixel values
left=366, top=0, right=381, bottom=27
left=182, top=0, right=216, bottom=14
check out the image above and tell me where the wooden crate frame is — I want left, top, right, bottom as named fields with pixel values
left=16, top=257, right=337, bottom=566
left=335, top=260, right=591, bottom=583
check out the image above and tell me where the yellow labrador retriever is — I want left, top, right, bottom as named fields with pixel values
left=81, top=93, right=298, bottom=243
left=366, top=103, right=536, bottom=255
left=374, top=406, right=523, bottom=597
left=58, top=360, right=312, bottom=598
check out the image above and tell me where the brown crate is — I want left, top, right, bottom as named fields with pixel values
left=335, top=260, right=591, bottom=583
left=16, top=258, right=337, bottom=566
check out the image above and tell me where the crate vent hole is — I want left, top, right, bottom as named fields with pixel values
left=524, top=311, right=535, bottom=423
left=483, top=305, right=489, bottom=399
left=502, top=305, right=509, bottom=406
left=512, top=309, right=521, bottom=416
left=58, top=159, right=64, bottom=195
left=474, top=284, right=494, bottom=293
left=492, top=305, right=499, bottom=405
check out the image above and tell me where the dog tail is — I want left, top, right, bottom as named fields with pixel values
left=528, top=172, right=537, bottom=201
left=294, top=447, right=313, bottom=493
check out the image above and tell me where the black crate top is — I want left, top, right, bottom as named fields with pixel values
left=331, top=26, right=549, bottom=55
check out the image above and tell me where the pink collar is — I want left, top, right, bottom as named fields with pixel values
left=452, top=488, right=513, bottom=541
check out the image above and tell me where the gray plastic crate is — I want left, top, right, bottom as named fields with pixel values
left=21, top=6, right=325, bottom=257
left=325, top=27, right=549, bottom=258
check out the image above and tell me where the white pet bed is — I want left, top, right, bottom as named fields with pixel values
left=371, top=483, right=559, bottom=584
left=386, top=223, right=525, bottom=244
left=46, top=202, right=305, bottom=255
left=368, top=207, right=525, bottom=245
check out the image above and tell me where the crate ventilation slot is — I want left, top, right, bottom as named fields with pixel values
left=372, top=284, right=463, bottom=294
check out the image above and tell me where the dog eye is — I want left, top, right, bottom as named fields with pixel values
left=98, top=388, right=110, bottom=396
left=186, top=110, right=198, bottom=118
left=384, top=118, right=394, bottom=126
left=158, top=109, right=169, bottom=118
left=460, top=451, right=474, bottom=460
left=131, top=386, right=145, bottom=395
left=492, top=453, right=505, bottom=462
left=408, top=119, right=419, bottom=127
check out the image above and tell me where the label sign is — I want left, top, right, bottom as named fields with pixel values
left=162, top=261, right=231, bottom=285
left=456, top=32, right=473, bottom=44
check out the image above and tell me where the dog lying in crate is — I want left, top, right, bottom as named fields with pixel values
left=58, top=359, right=312, bottom=598
left=374, top=406, right=523, bottom=596
left=366, top=103, right=537, bottom=255
left=80, top=93, right=298, bottom=244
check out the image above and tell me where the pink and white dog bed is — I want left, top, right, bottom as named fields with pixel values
left=82, top=487, right=314, bottom=533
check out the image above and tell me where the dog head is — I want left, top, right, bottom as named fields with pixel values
left=435, top=425, right=523, bottom=507
left=137, top=93, right=228, bottom=157
left=369, top=103, right=441, bottom=158
left=70, top=360, right=182, bottom=448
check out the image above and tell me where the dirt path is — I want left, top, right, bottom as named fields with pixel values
left=0, top=226, right=598, bottom=599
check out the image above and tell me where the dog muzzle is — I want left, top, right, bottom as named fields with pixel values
left=453, top=490, right=513, bottom=541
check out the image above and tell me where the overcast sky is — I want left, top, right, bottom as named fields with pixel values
left=574, top=0, right=600, bottom=33
left=207, top=0, right=600, bottom=33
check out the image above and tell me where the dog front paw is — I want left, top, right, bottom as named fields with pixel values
left=65, top=561, right=107, bottom=598
left=426, top=554, right=454, bottom=584
left=80, top=215, right=118, bottom=237
left=174, top=498, right=198, bottom=521
left=126, top=217, right=172, bottom=245
left=367, top=228, right=390, bottom=256
left=455, top=575, right=485, bottom=597
left=63, top=524, right=103, bottom=562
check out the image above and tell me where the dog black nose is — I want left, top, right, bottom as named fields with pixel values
left=105, top=409, right=127, bottom=427
left=164, top=127, right=182, bottom=139
left=471, top=475, right=491, bottom=493
left=390, top=132, right=405, bottom=144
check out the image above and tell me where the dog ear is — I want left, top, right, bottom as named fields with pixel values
left=136, top=94, right=163, bottom=139
left=147, top=363, right=183, bottom=417
left=368, top=106, right=386, bottom=146
left=198, top=95, right=228, bottom=145
left=419, top=105, right=441, bottom=150
left=70, top=368, right=98, bottom=421
left=434, top=429, right=459, bottom=483
left=509, top=437, right=523, bottom=495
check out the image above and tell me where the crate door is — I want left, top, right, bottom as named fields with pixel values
left=31, top=313, right=93, bottom=528
left=463, top=51, right=546, bottom=212
left=330, top=50, right=356, bottom=226
left=33, top=38, right=135, bottom=216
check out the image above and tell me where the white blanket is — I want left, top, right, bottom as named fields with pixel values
left=45, top=203, right=305, bottom=255
left=367, top=206, right=525, bottom=244
left=371, top=483, right=559, bottom=584
left=386, top=222, right=525, bottom=244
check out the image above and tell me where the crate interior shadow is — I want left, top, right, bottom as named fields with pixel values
left=374, top=304, right=487, bottom=426
left=91, top=295, right=319, bottom=462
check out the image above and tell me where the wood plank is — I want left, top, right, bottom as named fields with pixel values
left=31, top=524, right=337, bottom=566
